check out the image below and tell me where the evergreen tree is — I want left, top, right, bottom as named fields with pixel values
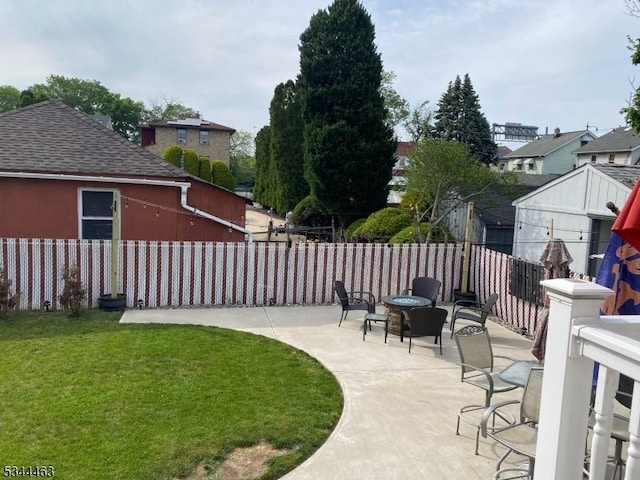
left=298, top=0, right=396, bottom=226
left=433, top=74, right=497, bottom=165
left=269, top=80, right=307, bottom=215
left=212, top=160, right=236, bottom=191
left=253, top=125, right=273, bottom=207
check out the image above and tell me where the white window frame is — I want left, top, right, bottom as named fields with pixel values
left=199, top=130, right=209, bottom=145
left=78, top=188, right=120, bottom=240
left=177, top=128, right=187, bottom=144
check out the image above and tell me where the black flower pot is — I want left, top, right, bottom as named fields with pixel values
left=99, top=294, right=127, bottom=312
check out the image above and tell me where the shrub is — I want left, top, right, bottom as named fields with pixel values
left=345, top=218, right=366, bottom=242
left=389, top=223, right=452, bottom=244
left=183, top=149, right=200, bottom=176
left=162, top=145, right=183, bottom=168
left=0, top=267, right=19, bottom=318
left=352, top=208, right=412, bottom=243
left=292, top=195, right=330, bottom=227
left=199, top=157, right=212, bottom=182
left=212, top=160, right=236, bottom=191
left=399, top=190, right=428, bottom=213
left=59, top=264, right=87, bottom=318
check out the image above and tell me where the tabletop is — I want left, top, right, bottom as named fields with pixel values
left=499, top=360, right=543, bottom=387
left=381, top=295, right=430, bottom=307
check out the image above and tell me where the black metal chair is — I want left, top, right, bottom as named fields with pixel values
left=450, top=293, right=499, bottom=338
left=402, top=276, right=441, bottom=307
left=334, top=280, right=376, bottom=327
left=400, top=307, right=448, bottom=354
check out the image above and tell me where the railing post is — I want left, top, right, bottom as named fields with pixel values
left=533, top=278, right=613, bottom=480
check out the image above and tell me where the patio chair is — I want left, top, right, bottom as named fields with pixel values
left=334, top=280, right=376, bottom=327
left=400, top=307, right=448, bottom=354
left=454, top=325, right=518, bottom=455
left=450, top=293, right=499, bottom=338
left=402, top=276, right=441, bottom=307
left=480, top=367, right=544, bottom=479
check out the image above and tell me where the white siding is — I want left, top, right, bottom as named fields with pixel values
left=512, top=165, right=630, bottom=274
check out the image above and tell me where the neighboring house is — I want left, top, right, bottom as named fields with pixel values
left=573, top=126, right=640, bottom=167
left=512, top=163, right=640, bottom=275
left=0, top=100, right=249, bottom=242
left=387, top=141, right=414, bottom=205
left=443, top=173, right=558, bottom=255
left=138, top=117, right=235, bottom=166
left=499, top=128, right=596, bottom=174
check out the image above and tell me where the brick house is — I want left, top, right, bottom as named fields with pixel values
left=0, top=100, right=249, bottom=242
left=138, top=117, right=235, bottom=166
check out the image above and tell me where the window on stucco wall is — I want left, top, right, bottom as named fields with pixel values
left=79, top=190, right=115, bottom=239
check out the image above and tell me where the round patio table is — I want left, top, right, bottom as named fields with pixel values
left=382, top=295, right=430, bottom=336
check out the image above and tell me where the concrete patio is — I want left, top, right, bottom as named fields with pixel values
left=121, top=304, right=536, bottom=479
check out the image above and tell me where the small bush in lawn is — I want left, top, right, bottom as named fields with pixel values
left=292, top=195, right=330, bottom=227
left=59, top=264, right=87, bottom=318
left=0, top=267, right=19, bottom=318
left=345, top=218, right=366, bottom=242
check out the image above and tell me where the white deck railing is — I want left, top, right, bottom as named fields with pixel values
left=534, top=278, right=640, bottom=480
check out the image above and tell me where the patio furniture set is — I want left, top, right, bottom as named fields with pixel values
left=335, top=279, right=632, bottom=479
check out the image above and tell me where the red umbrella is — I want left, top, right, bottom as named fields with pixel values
left=531, top=238, right=573, bottom=362
left=612, top=179, right=640, bottom=252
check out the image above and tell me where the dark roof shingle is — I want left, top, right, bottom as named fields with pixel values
left=0, top=100, right=188, bottom=178
left=572, top=127, right=640, bottom=154
left=505, top=130, right=592, bottom=159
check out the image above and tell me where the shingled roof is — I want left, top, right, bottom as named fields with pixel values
left=0, top=100, right=188, bottom=179
left=592, top=164, right=640, bottom=188
left=572, top=126, right=640, bottom=154
left=505, top=130, right=592, bottom=159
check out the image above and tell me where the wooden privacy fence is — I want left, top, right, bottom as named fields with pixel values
left=0, top=239, right=463, bottom=310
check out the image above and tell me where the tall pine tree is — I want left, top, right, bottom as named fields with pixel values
left=253, top=125, right=273, bottom=207
left=434, top=74, right=496, bottom=165
left=269, top=80, right=307, bottom=215
left=298, top=0, right=396, bottom=226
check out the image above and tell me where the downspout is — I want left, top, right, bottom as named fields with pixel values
left=180, top=185, right=253, bottom=243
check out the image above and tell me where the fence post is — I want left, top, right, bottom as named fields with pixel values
left=533, top=278, right=612, bottom=480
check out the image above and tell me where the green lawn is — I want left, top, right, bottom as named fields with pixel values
left=0, top=310, right=343, bottom=480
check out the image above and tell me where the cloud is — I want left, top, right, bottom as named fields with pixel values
left=0, top=0, right=637, bottom=137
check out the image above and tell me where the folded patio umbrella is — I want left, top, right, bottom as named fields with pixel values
left=612, top=180, right=640, bottom=252
left=531, top=238, right=573, bottom=361
left=595, top=232, right=640, bottom=316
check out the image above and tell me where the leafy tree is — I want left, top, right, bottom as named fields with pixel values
left=212, top=160, right=236, bottom=191
left=299, top=0, right=396, bottom=227
left=142, top=95, right=200, bottom=122
left=0, top=85, right=20, bottom=113
left=28, top=75, right=145, bottom=141
left=622, top=31, right=640, bottom=131
left=404, top=138, right=507, bottom=243
left=230, top=156, right=256, bottom=189
left=183, top=149, right=200, bottom=176
left=199, top=157, right=212, bottom=182
left=380, top=70, right=409, bottom=130
left=352, top=207, right=412, bottom=243
left=403, top=100, right=434, bottom=142
left=19, top=87, right=48, bottom=107
left=433, top=74, right=497, bottom=165
left=269, top=80, right=308, bottom=214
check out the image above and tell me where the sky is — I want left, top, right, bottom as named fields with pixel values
left=1, top=0, right=638, bottom=146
